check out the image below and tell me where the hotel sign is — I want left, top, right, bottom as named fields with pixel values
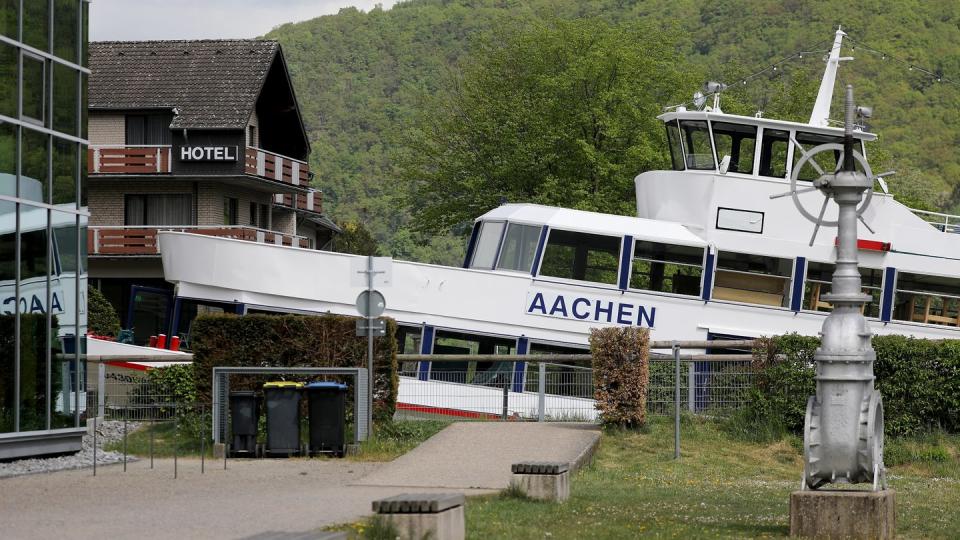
left=179, top=146, right=239, bottom=162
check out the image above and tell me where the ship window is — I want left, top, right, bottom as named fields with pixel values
left=792, top=132, right=845, bottom=182
left=496, top=223, right=540, bottom=272
left=711, top=122, right=757, bottom=174
left=758, top=129, right=789, bottom=178
left=430, top=330, right=516, bottom=388
left=804, top=262, right=882, bottom=318
left=396, top=325, right=423, bottom=373
left=713, top=251, right=792, bottom=308
left=679, top=120, right=714, bottom=170
left=539, top=229, right=621, bottom=285
left=893, top=272, right=960, bottom=326
left=665, top=121, right=685, bottom=171
left=629, top=240, right=704, bottom=296
left=469, top=220, right=505, bottom=269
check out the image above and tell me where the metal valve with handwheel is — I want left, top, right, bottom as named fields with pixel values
left=778, top=85, right=887, bottom=490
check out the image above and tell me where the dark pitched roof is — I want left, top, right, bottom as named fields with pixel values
left=89, top=40, right=279, bottom=129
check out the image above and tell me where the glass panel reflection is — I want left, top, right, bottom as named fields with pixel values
left=22, top=53, right=45, bottom=125
left=52, top=137, right=76, bottom=205
left=0, top=199, right=14, bottom=432
left=53, top=63, right=77, bottom=136
left=53, top=0, right=79, bottom=63
left=21, top=127, right=48, bottom=203
left=22, top=0, right=49, bottom=52
left=0, top=41, right=16, bottom=118
left=0, top=0, right=18, bottom=41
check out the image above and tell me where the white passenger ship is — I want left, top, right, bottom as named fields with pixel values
left=156, top=30, right=960, bottom=415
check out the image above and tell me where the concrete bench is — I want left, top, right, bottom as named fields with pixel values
left=372, top=493, right=465, bottom=540
left=511, top=461, right=570, bottom=501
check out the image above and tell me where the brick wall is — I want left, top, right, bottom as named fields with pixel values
left=87, top=181, right=195, bottom=226
left=196, top=182, right=272, bottom=226
left=272, top=208, right=296, bottom=236
left=89, top=113, right=125, bottom=146
left=246, top=111, right=260, bottom=147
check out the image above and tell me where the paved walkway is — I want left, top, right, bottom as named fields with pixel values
left=355, top=422, right=600, bottom=490
left=0, top=423, right=600, bottom=539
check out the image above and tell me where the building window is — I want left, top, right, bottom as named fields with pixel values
left=893, top=272, right=960, bottom=327
left=125, top=113, right=172, bottom=145
left=223, top=197, right=238, bottom=225
left=712, top=122, right=757, bottom=174
left=259, top=203, right=269, bottom=230
left=247, top=125, right=257, bottom=147
left=468, top=221, right=505, bottom=270
left=496, top=223, right=540, bottom=272
left=630, top=240, right=704, bottom=296
left=249, top=201, right=258, bottom=226
left=124, top=194, right=193, bottom=226
left=713, top=251, right=792, bottom=308
left=539, top=229, right=621, bottom=286
left=21, top=52, right=45, bottom=125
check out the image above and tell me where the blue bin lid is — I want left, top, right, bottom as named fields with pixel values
left=306, top=382, right=347, bottom=390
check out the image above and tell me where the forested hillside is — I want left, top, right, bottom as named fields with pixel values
left=267, top=0, right=960, bottom=264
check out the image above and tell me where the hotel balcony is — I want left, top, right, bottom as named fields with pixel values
left=87, top=145, right=312, bottom=193
left=88, top=225, right=312, bottom=256
left=274, top=190, right=322, bottom=214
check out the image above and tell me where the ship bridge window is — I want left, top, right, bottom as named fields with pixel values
left=665, top=121, right=685, bottom=171
left=804, top=262, right=882, bottom=318
left=629, top=240, right=704, bottom=296
left=893, top=272, right=960, bottom=327
left=468, top=221, right=505, bottom=269
left=496, top=223, right=541, bottom=272
left=679, top=120, right=715, bottom=170
left=430, top=330, right=517, bottom=388
left=711, top=122, right=757, bottom=174
left=539, top=229, right=621, bottom=285
left=758, top=129, right=789, bottom=178
left=713, top=251, right=792, bottom=308
left=792, top=132, right=846, bottom=182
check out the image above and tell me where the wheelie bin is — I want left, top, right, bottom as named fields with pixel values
left=305, top=382, right=348, bottom=457
left=228, top=390, right=259, bottom=457
left=263, top=382, right=304, bottom=456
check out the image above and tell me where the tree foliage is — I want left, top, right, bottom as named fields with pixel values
left=88, top=286, right=121, bottom=338
left=398, top=19, right=700, bottom=232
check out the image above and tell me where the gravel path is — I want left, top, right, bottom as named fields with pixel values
left=0, top=420, right=141, bottom=478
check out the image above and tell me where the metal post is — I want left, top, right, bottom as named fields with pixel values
left=123, top=417, right=127, bottom=472
left=174, top=405, right=178, bottom=479
left=687, top=360, right=696, bottom=412
left=366, top=255, right=374, bottom=437
left=150, top=419, right=154, bottom=469
left=501, top=380, right=509, bottom=421
left=201, top=405, right=206, bottom=474
left=98, top=362, right=106, bottom=418
left=673, top=342, right=681, bottom=460
left=92, top=415, right=97, bottom=476
left=537, top=362, right=546, bottom=422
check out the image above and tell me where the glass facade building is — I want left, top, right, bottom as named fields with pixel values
left=0, top=0, right=89, bottom=459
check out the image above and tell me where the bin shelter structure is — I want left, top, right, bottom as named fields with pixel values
left=306, top=382, right=348, bottom=457
left=212, top=367, right=369, bottom=448
left=229, top=391, right=260, bottom=457
left=263, top=382, right=304, bottom=457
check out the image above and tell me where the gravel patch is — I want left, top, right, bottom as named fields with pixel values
left=0, top=420, right=141, bottom=478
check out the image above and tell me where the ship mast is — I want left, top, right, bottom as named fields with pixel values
left=809, top=27, right=851, bottom=127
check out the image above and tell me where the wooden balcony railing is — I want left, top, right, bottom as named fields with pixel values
left=88, top=145, right=172, bottom=174
left=88, top=226, right=312, bottom=256
left=246, top=147, right=311, bottom=187
left=273, top=189, right=322, bottom=214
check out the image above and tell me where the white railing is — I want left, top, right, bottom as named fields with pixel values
left=908, top=208, right=960, bottom=234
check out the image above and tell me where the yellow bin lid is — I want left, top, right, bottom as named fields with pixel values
left=263, top=381, right=304, bottom=388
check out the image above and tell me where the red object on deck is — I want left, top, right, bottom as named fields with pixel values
left=156, top=334, right=167, bottom=349
left=148, top=335, right=157, bottom=347
left=169, top=336, right=180, bottom=351
left=833, top=237, right=891, bottom=252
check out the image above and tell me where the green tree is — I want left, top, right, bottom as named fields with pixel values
left=331, top=220, right=379, bottom=256
left=88, top=286, right=121, bottom=338
left=398, top=18, right=700, bottom=232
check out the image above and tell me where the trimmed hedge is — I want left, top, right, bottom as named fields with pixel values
left=590, top=326, right=650, bottom=428
left=190, top=314, right=398, bottom=419
left=750, top=334, right=960, bottom=436
left=88, top=287, right=121, bottom=338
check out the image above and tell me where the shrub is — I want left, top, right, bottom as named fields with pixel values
left=190, top=314, right=398, bottom=418
left=748, top=334, right=960, bottom=437
left=590, top=326, right=650, bottom=428
left=88, top=287, right=121, bottom=337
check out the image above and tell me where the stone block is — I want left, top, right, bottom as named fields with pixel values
left=790, top=489, right=895, bottom=539
left=511, top=471, right=570, bottom=502
left=373, top=493, right=465, bottom=540
left=213, top=443, right=227, bottom=460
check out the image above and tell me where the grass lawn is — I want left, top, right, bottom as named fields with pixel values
left=106, top=417, right=449, bottom=462
left=461, top=416, right=960, bottom=539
